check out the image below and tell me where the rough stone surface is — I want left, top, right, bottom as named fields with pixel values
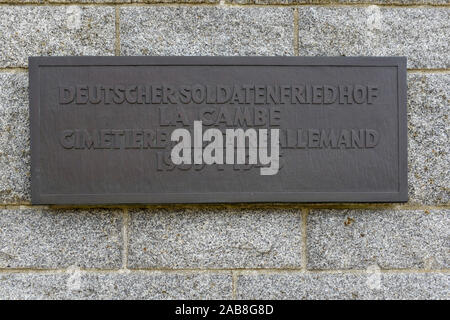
left=1, top=0, right=445, bottom=3
left=0, top=208, right=123, bottom=269
left=408, top=73, right=449, bottom=204
left=0, top=6, right=115, bottom=67
left=0, top=271, right=232, bottom=300
left=236, top=272, right=450, bottom=300
left=298, top=7, right=450, bottom=69
left=307, top=209, right=449, bottom=270
left=120, top=7, right=294, bottom=56
left=128, top=208, right=302, bottom=269
left=0, top=73, right=30, bottom=204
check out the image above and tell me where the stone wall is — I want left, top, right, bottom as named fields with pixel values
left=0, top=0, right=448, bottom=300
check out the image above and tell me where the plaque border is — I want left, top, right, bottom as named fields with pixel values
left=29, top=56, right=408, bottom=204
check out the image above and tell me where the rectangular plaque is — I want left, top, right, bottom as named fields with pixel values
left=29, top=56, right=407, bottom=204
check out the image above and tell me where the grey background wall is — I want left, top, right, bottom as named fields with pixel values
left=0, top=0, right=448, bottom=299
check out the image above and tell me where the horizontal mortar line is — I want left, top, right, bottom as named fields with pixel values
left=128, top=267, right=306, bottom=272
left=0, top=2, right=216, bottom=7
left=0, top=267, right=123, bottom=274
left=0, top=268, right=448, bottom=274
left=309, top=268, right=450, bottom=274
left=1, top=203, right=449, bottom=211
left=0, top=2, right=449, bottom=8
left=0, top=67, right=28, bottom=73
left=408, top=69, right=450, bottom=73
left=234, top=268, right=450, bottom=274
left=0, top=267, right=233, bottom=274
left=300, top=204, right=450, bottom=211
left=226, top=3, right=450, bottom=8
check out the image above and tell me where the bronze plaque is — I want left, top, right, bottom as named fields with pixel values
left=29, top=56, right=407, bottom=204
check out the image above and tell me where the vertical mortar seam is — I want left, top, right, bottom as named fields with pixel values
left=122, top=208, right=129, bottom=270
left=115, top=6, right=120, bottom=56
left=301, top=208, right=308, bottom=271
left=232, top=270, right=238, bottom=299
left=293, top=8, right=299, bottom=56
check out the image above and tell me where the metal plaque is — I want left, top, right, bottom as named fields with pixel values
left=29, top=56, right=407, bottom=204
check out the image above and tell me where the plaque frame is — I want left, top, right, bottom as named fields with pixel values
left=29, top=56, right=408, bottom=204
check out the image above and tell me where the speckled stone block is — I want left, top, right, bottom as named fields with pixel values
left=236, top=272, right=450, bottom=300
left=0, top=271, right=232, bottom=300
left=408, top=73, right=449, bottom=204
left=0, top=208, right=123, bottom=269
left=0, top=73, right=30, bottom=204
left=120, top=6, right=294, bottom=56
left=0, top=6, right=115, bottom=67
left=128, top=208, right=302, bottom=269
left=307, top=209, right=449, bottom=270
left=2, top=0, right=446, bottom=3
left=297, top=7, right=450, bottom=69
